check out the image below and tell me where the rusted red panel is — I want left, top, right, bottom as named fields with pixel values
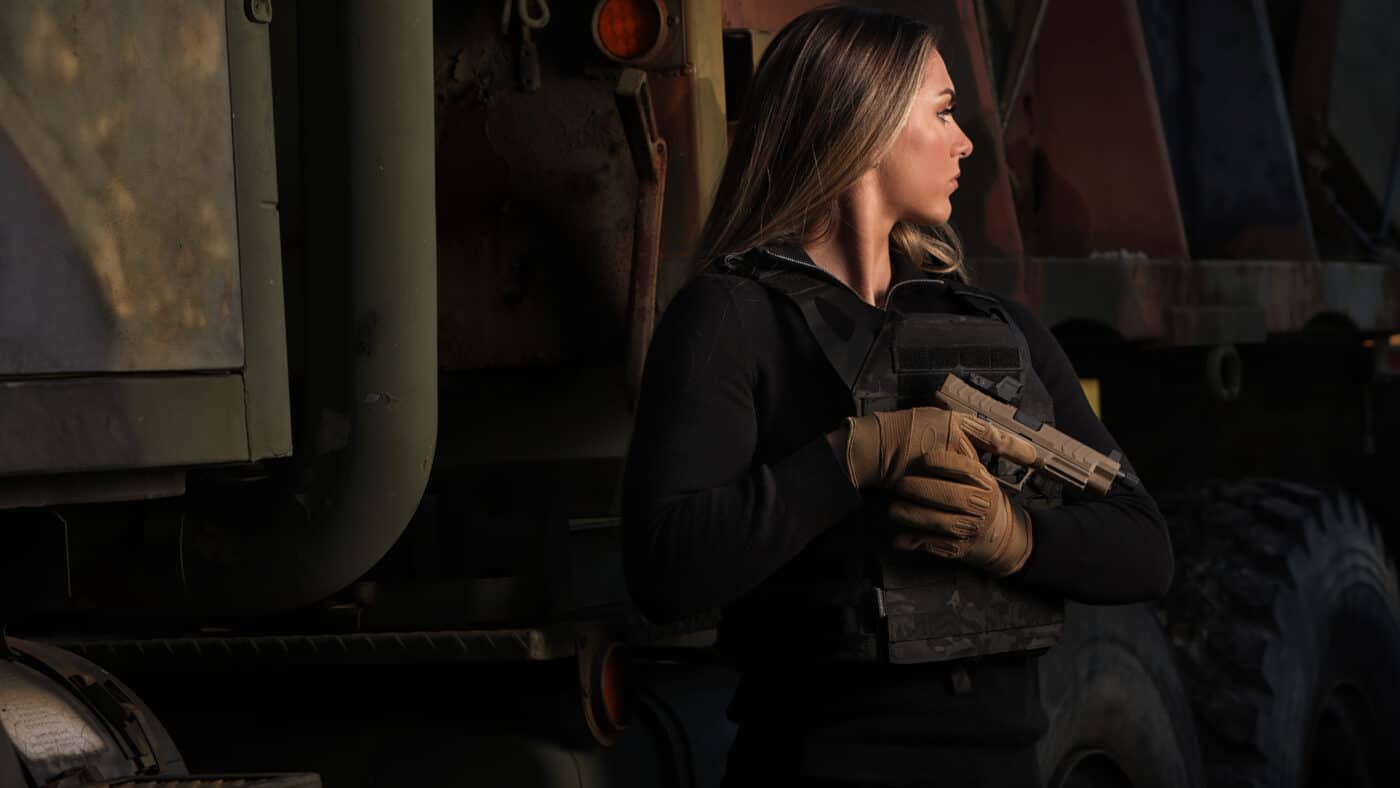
left=721, top=0, right=827, bottom=31
left=1012, top=255, right=1400, bottom=345
left=435, top=4, right=637, bottom=370
left=1003, top=0, right=1188, bottom=261
left=1018, top=255, right=1199, bottom=342
left=949, top=0, right=1025, bottom=263
left=1121, top=259, right=1196, bottom=342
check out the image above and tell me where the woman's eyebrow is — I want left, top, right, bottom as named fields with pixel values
left=938, top=88, right=956, bottom=100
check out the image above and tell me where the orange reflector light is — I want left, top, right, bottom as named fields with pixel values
left=599, top=642, right=629, bottom=728
left=594, top=0, right=664, bottom=62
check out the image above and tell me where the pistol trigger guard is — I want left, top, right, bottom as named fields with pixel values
left=998, top=467, right=1032, bottom=493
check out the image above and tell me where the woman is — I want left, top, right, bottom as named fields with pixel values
left=622, top=6, right=1173, bottom=786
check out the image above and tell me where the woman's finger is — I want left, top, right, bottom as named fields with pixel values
left=955, top=414, right=1039, bottom=467
left=891, top=474, right=988, bottom=516
left=892, top=530, right=970, bottom=559
left=890, top=498, right=980, bottom=538
left=905, top=448, right=994, bottom=488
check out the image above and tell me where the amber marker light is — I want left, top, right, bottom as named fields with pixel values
left=1363, top=334, right=1400, bottom=348
left=593, top=0, right=667, bottom=64
left=599, top=641, right=630, bottom=730
left=1364, top=334, right=1400, bottom=376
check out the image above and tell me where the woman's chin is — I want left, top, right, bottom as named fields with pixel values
left=906, top=208, right=952, bottom=227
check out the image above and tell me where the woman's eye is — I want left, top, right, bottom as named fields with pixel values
left=937, top=105, right=957, bottom=122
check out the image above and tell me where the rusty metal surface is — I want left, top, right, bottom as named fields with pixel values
left=435, top=2, right=637, bottom=369
left=429, top=0, right=1400, bottom=372
left=1002, top=0, right=1188, bottom=261
left=1138, top=0, right=1317, bottom=260
left=0, top=0, right=244, bottom=374
left=976, top=256, right=1400, bottom=345
left=994, top=0, right=1047, bottom=136
left=721, top=0, right=826, bottom=31
left=616, top=70, right=669, bottom=403
left=435, top=366, right=633, bottom=467
left=649, top=68, right=709, bottom=307
left=654, top=0, right=729, bottom=310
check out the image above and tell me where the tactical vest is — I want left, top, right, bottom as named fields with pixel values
left=718, top=246, right=1064, bottom=666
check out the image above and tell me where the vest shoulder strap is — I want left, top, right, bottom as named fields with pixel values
left=751, top=267, right=878, bottom=391
left=941, top=280, right=1013, bottom=323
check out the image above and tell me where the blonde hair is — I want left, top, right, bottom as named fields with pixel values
left=695, top=5, right=966, bottom=280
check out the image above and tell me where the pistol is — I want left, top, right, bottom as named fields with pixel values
left=934, top=374, right=1140, bottom=496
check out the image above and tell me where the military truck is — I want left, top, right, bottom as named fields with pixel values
left=2, top=0, right=1398, bottom=786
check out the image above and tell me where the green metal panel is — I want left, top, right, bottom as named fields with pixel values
left=0, top=0, right=245, bottom=374
left=0, top=375, right=249, bottom=476
left=225, top=0, right=292, bottom=459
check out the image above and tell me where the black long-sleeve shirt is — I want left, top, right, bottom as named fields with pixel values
left=621, top=250, right=1173, bottom=780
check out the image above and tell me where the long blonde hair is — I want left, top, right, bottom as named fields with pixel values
left=695, top=5, right=966, bottom=280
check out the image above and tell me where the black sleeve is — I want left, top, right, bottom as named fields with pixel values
left=621, top=275, right=864, bottom=624
left=1001, top=300, right=1175, bottom=603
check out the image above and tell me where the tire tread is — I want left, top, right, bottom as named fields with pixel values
left=1162, top=479, right=1400, bottom=787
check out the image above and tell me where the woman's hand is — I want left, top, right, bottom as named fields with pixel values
left=839, top=406, right=1036, bottom=489
left=887, top=449, right=1034, bottom=576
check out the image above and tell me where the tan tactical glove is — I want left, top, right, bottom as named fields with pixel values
left=842, top=407, right=1036, bottom=489
left=887, top=449, right=1035, bottom=576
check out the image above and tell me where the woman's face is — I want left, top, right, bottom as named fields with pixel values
left=874, top=51, right=974, bottom=226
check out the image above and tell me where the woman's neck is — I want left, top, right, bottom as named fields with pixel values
left=801, top=180, right=896, bottom=308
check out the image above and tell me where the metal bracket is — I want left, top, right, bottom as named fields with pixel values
left=615, top=69, right=669, bottom=407
left=245, top=0, right=272, bottom=24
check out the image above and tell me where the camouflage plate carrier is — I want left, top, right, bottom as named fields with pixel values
left=723, top=245, right=1064, bottom=666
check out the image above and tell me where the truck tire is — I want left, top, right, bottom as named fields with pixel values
left=1160, top=480, right=1400, bottom=788
left=1036, top=602, right=1206, bottom=788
